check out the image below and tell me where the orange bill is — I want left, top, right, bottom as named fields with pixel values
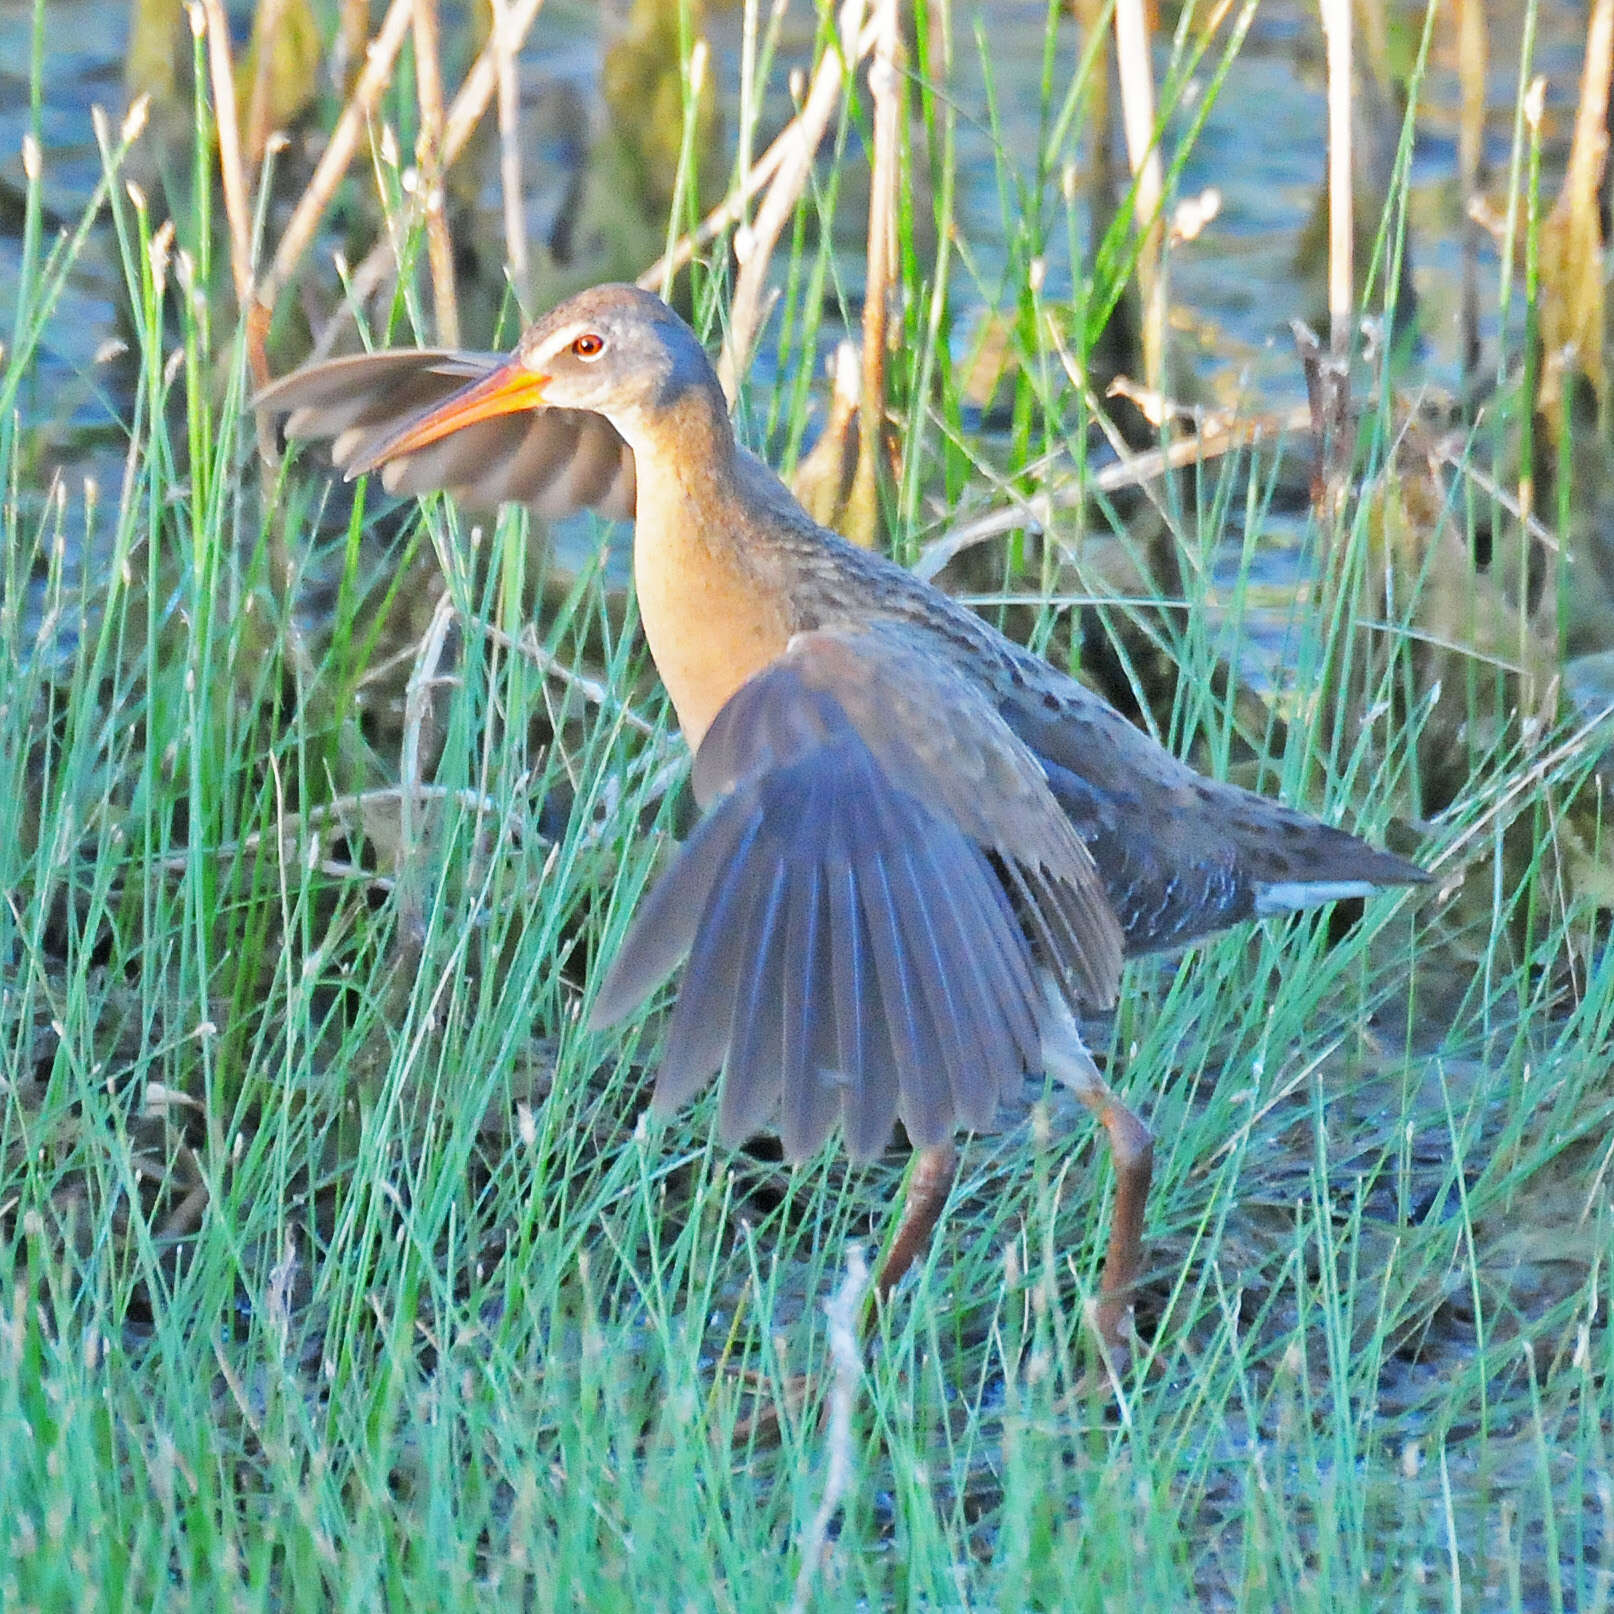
left=347, top=359, right=550, bottom=475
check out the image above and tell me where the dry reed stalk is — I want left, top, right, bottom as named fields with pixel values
left=196, top=0, right=262, bottom=383
left=1530, top=0, right=1613, bottom=691
left=1317, top=0, right=1354, bottom=510
left=639, top=11, right=891, bottom=293
left=255, top=0, right=414, bottom=316
left=1292, top=318, right=1333, bottom=509
left=1071, top=0, right=1115, bottom=226
left=717, top=0, right=874, bottom=400
left=440, top=0, right=547, bottom=160
left=337, top=0, right=369, bottom=87
left=1320, top=0, right=1353, bottom=357
left=395, top=587, right=458, bottom=947
left=733, top=0, right=766, bottom=232
left=413, top=0, right=461, bottom=345
left=914, top=391, right=1315, bottom=585
left=488, top=0, right=531, bottom=311
left=1112, top=0, right=1165, bottom=395
left=1542, top=0, right=1613, bottom=419
left=1455, top=0, right=1487, bottom=392
left=787, top=1245, right=869, bottom=1614
left=844, top=0, right=900, bottom=549
left=244, top=0, right=293, bottom=165
left=299, top=0, right=549, bottom=359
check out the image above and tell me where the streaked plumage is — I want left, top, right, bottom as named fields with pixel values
left=258, top=284, right=1425, bottom=1356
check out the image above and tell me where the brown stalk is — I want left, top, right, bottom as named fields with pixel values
left=718, top=0, right=874, bottom=401
left=299, top=0, right=549, bottom=359
left=412, top=0, right=461, bottom=345
left=1316, top=0, right=1354, bottom=513
left=1321, top=0, right=1353, bottom=359
left=488, top=0, right=531, bottom=311
left=1540, top=0, right=1613, bottom=427
left=395, top=588, right=458, bottom=951
left=1112, top=0, right=1165, bottom=395
left=1454, top=0, right=1487, bottom=394
left=786, top=1245, right=869, bottom=1614
left=440, top=0, right=547, bottom=159
left=254, top=0, right=415, bottom=317
left=337, top=0, right=370, bottom=89
left=244, top=0, right=292, bottom=167
left=913, top=402, right=1317, bottom=584
left=844, top=0, right=900, bottom=550
left=196, top=0, right=264, bottom=388
left=1532, top=0, right=1614, bottom=683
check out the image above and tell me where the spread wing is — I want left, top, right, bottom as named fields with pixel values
left=255, top=350, right=637, bottom=520
left=589, top=626, right=1124, bottom=1162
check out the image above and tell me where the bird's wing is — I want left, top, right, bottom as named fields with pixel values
left=999, top=673, right=1427, bottom=954
left=255, top=350, right=637, bottom=520
left=589, top=624, right=1124, bottom=1162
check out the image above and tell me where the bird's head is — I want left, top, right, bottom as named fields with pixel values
left=349, top=284, right=720, bottom=473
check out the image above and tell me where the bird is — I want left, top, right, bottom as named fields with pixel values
left=256, top=282, right=1425, bottom=1363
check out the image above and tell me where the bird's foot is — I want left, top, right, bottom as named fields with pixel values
left=1073, top=1294, right=1142, bottom=1402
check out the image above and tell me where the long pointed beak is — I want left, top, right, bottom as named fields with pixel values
left=347, top=358, right=550, bottom=476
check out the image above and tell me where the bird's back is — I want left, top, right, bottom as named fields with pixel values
left=732, top=484, right=1422, bottom=955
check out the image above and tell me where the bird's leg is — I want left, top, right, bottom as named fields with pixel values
left=729, top=1140, right=957, bottom=1447
left=1042, top=1007, right=1153, bottom=1369
left=872, top=1139, right=959, bottom=1305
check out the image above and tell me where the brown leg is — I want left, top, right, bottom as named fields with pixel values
left=871, top=1140, right=959, bottom=1304
left=731, top=1140, right=957, bottom=1446
left=1085, top=1086, right=1152, bottom=1359
left=1043, top=1013, right=1153, bottom=1367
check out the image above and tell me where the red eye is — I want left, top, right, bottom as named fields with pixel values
left=571, top=333, right=605, bottom=359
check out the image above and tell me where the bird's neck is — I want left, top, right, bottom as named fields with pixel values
left=617, top=384, right=738, bottom=507
left=625, top=390, right=793, bottom=752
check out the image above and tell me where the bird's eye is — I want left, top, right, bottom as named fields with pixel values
left=571, top=333, right=606, bottom=359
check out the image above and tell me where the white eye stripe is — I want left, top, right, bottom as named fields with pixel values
left=529, top=323, right=608, bottom=367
